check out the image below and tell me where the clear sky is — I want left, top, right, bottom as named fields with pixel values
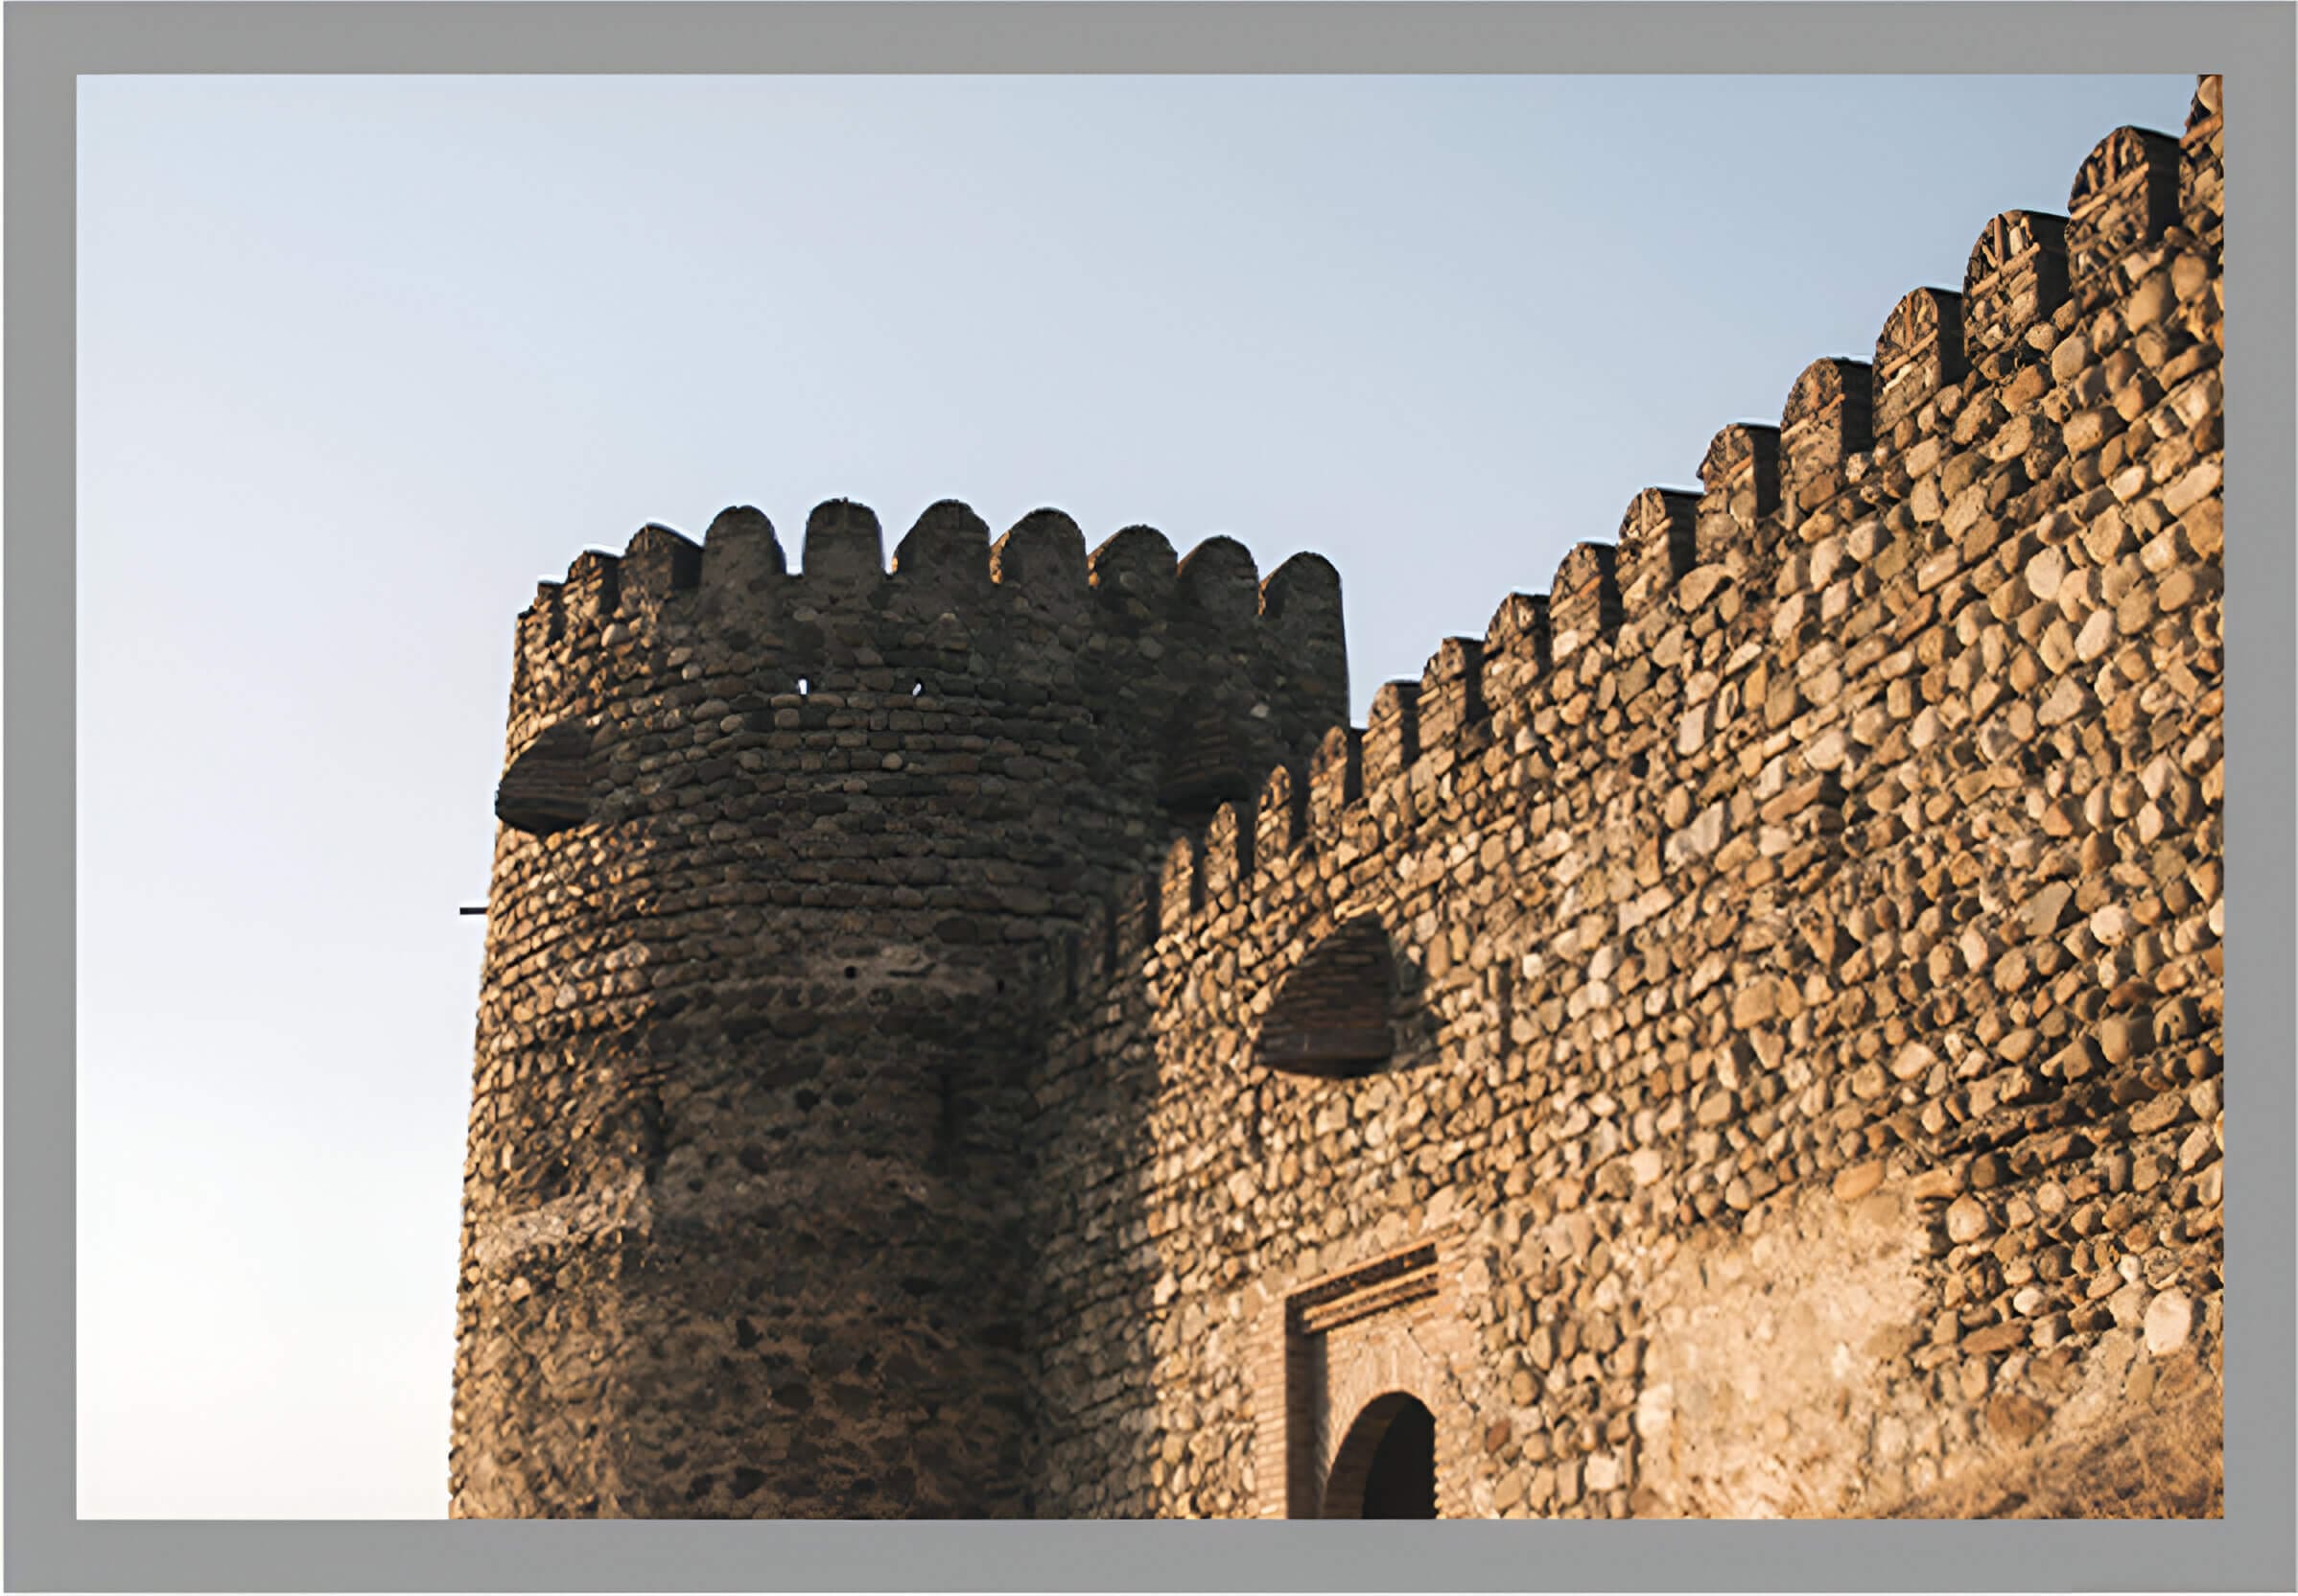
left=76, top=73, right=2197, bottom=1518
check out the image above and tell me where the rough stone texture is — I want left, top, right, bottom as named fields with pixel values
left=453, top=502, right=1347, bottom=1517
left=455, top=78, right=2226, bottom=1519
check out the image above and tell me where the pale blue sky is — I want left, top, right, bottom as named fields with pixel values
left=76, top=73, right=2196, bottom=1517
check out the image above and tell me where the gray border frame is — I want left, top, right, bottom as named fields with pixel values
left=9, top=4, right=2292, bottom=1590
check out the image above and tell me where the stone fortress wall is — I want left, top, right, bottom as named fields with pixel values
left=455, top=77, right=2226, bottom=1518
left=1025, top=77, right=2226, bottom=1518
left=455, top=487, right=1348, bottom=1515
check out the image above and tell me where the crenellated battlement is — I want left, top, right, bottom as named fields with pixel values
left=1061, top=71, right=2226, bottom=1013
left=512, top=502, right=1342, bottom=696
left=459, top=77, right=2228, bottom=1526
left=495, top=495, right=1352, bottom=857
left=1017, top=79, right=2225, bottom=1527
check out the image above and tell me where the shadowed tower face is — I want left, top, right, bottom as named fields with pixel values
left=452, top=500, right=1347, bottom=1518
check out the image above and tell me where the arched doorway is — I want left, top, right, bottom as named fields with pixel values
left=1320, top=1393, right=1438, bottom=1518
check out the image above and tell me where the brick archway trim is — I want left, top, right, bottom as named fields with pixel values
left=1247, top=1220, right=1475, bottom=1518
left=1320, top=1391, right=1434, bottom=1519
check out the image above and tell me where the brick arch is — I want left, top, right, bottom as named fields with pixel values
left=1320, top=1391, right=1437, bottom=1518
left=495, top=720, right=595, bottom=836
left=1251, top=1225, right=1477, bottom=1518
left=1252, top=916, right=1397, bottom=1078
left=1315, top=1303, right=1475, bottom=1517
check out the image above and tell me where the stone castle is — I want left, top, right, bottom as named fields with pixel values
left=453, top=78, right=2226, bottom=1519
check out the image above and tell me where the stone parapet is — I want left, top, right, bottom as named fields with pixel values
left=457, top=74, right=2229, bottom=1524
left=1031, top=77, right=2225, bottom=1518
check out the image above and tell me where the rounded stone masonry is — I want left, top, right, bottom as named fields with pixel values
left=1780, top=357, right=1874, bottom=527
left=2067, top=126, right=2182, bottom=296
left=1962, top=209, right=2070, bottom=367
left=454, top=497, right=1349, bottom=1518
left=1873, top=287, right=1967, bottom=441
left=1025, top=77, right=2224, bottom=1520
left=458, top=77, right=2228, bottom=1523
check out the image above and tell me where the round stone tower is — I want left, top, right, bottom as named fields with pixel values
left=451, top=498, right=1347, bottom=1517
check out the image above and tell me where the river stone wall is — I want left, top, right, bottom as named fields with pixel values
left=453, top=499, right=1348, bottom=1516
left=1024, top=77, right=2226, bottom=1519
left=456, top=77, right=2228, bottom=1521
